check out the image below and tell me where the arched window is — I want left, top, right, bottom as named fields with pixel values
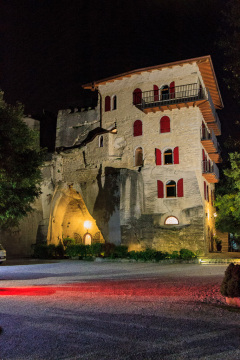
left=135, top=147, right=143, bottom=167
left=133, top=120, right=142, bottom=136
left=133, top=88, right=142, bottom=105
left=99, top=135, right=103, bottom=147
left=161, top=85, right=169, bottom=101
left=165, top=216, right=179, bottom=225
left=84, top=233, right=92, bottom=245
left=155, top=149, right=161, bottom=165
left=170, top=81, right=175, bottom=99
left=153, top=85, right=159, bottom=102
left=112, top=95, right=117, bottom=110
left=105, top=96, right=111, bottom=112
left=166, top=180, right=176, bottom=198
left=164, top=149, right=173, bottom=164
left=160, top=116, right=170, bottom=133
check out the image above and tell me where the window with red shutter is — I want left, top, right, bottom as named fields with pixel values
left=177, top=178, right=184, bottom=197
left=105, top=96, right=111, bottom=112
left=135, top=147, right=143, bottom=167
left=173, top=147, right=179, bottom=164
left=155, top=149, right=161, bottom=165
left=133, top=88, right=142, bottom=105
left=166, top=180, right=176, bottom=197
left=154, top=85, right=159, bottom=102
left=164, top=149, right=173, bottom=164
left=133, top=120, right=142, bottom=136
left=160, top=116, right=170, bottom=133
left=170, top=81, right=175, bottom=99
left=157, top=180, right=164, bottom=198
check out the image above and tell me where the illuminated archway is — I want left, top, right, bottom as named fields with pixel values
left=47, top=184, right=104, bottom=245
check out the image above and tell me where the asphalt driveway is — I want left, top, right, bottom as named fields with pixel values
left=0, top=260, right=239, bottom=360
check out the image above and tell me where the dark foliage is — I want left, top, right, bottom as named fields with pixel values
left=221, top=263, right=240, bottom=297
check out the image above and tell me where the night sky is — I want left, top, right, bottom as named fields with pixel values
left=0, top=0, right=238, bottom=150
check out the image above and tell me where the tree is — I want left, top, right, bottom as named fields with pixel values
left=0, top=92, right=44, bottom=229
left=215, top=152, right=240, bottom=233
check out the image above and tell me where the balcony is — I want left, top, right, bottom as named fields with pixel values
left=134, top=83, right=221, bottom=135
left=202, top=160, right=219, bottom=183
left=201, top=127, right=221, bottom=163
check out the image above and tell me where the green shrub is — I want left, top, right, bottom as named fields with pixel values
left=102, top=243, right=116, bottom=257
left=47, top=244, right=56, bottom=258
left=110, top=245, right=128, bottom=259
left=169, top=251, right=180, bottom=259
left=89, top=243, right=103, bottom=257
left=221, top=263, right=240, bottom=297
left=155, top=251, right=170, bottom=261
left=63, top=238, right=76, bottom=247
left=179, top=248, right=196, bottom=260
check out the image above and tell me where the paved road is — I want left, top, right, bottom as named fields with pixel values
left=0, top=260, right=239, bottom=360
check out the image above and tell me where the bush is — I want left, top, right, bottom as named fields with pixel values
left=56, top=242, right=65, bottom=258
left=102, top=243, right=116, bottom=257
left=169, top=251, right=180, bottom=259
left=221, top=263, right=240, bottom=297
left=110, top=245, right=128, bottom=259
left=155, top=251, right=170, bottom=261
left=63, top=238, right=75, bottom=247
left=179, top=248, right=196, bottom=260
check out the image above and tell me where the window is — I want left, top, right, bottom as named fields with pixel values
left=153, top=85, right=159, bottom=101
left=155, top=148, right=161, bottom=165
left=165, top=216, right=179, bottom=225
left=112, top=95, right=117, bottom=110
left=99, top=135, right=103, bottom=147
left=161, top=85, right=169, bottom=100
left=105, top=96, right=111, bottom=112
left=164, top=149, right=173, bottom=164
left=135, top=147, right=143, bottom=167
left=133, top=88, right=142, bottom=105
left=207, top=185, right=209, bottom=202
left=166, top=180, right=176, bottom=197
left=204, top=181, right=206, bottom=200
left=157, top=180, right=164, bottom=198
left=160, top=116, right=170, bottom=133
left=133, top=120, right=142, bottom=137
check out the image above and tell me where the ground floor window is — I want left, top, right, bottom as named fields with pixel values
left=165, top=216, right=179, bottom=225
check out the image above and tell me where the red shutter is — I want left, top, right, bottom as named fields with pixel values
left=204, top=181, right=206, bottom=200
left=157, top=180, right=164, bottom=198
left=155, top=149, right=162, bottom=165
left=170, top=81, right=175, bottom=99
left=160, top=116, right=170, bottom=133
left=133, top=88, right=142, bottom=105
left=202, top=149, right=206, bottom=172
left=133, top=120, right=142, bottom=136
left=174, top=147, right=179, bottom=164
left=177, top=178, right=184, bottom=197
left=105, top=96, right=111, bottom=112
left=154, top=85, right=159, bottom=102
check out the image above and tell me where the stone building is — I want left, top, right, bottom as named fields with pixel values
left=47, top=55, right=223, bottom=255
left=1, top=55, right=224, bottom=257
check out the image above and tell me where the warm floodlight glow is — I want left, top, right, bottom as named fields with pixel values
left=84, top=220, right=92, bottom=230
left=213, top=212, right=217, bottom=218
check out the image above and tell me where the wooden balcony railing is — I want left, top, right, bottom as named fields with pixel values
left=202, top=160, right=219, bottom=183
left=134, top=83, right=221, bottom=135
left=201, top=126, right=221, bottom=163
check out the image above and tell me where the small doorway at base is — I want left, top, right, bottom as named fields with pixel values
left=84, top=232, right=92, bottom=245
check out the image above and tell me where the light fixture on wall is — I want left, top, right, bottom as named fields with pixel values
left=84, top=220, right=92, bottom=232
